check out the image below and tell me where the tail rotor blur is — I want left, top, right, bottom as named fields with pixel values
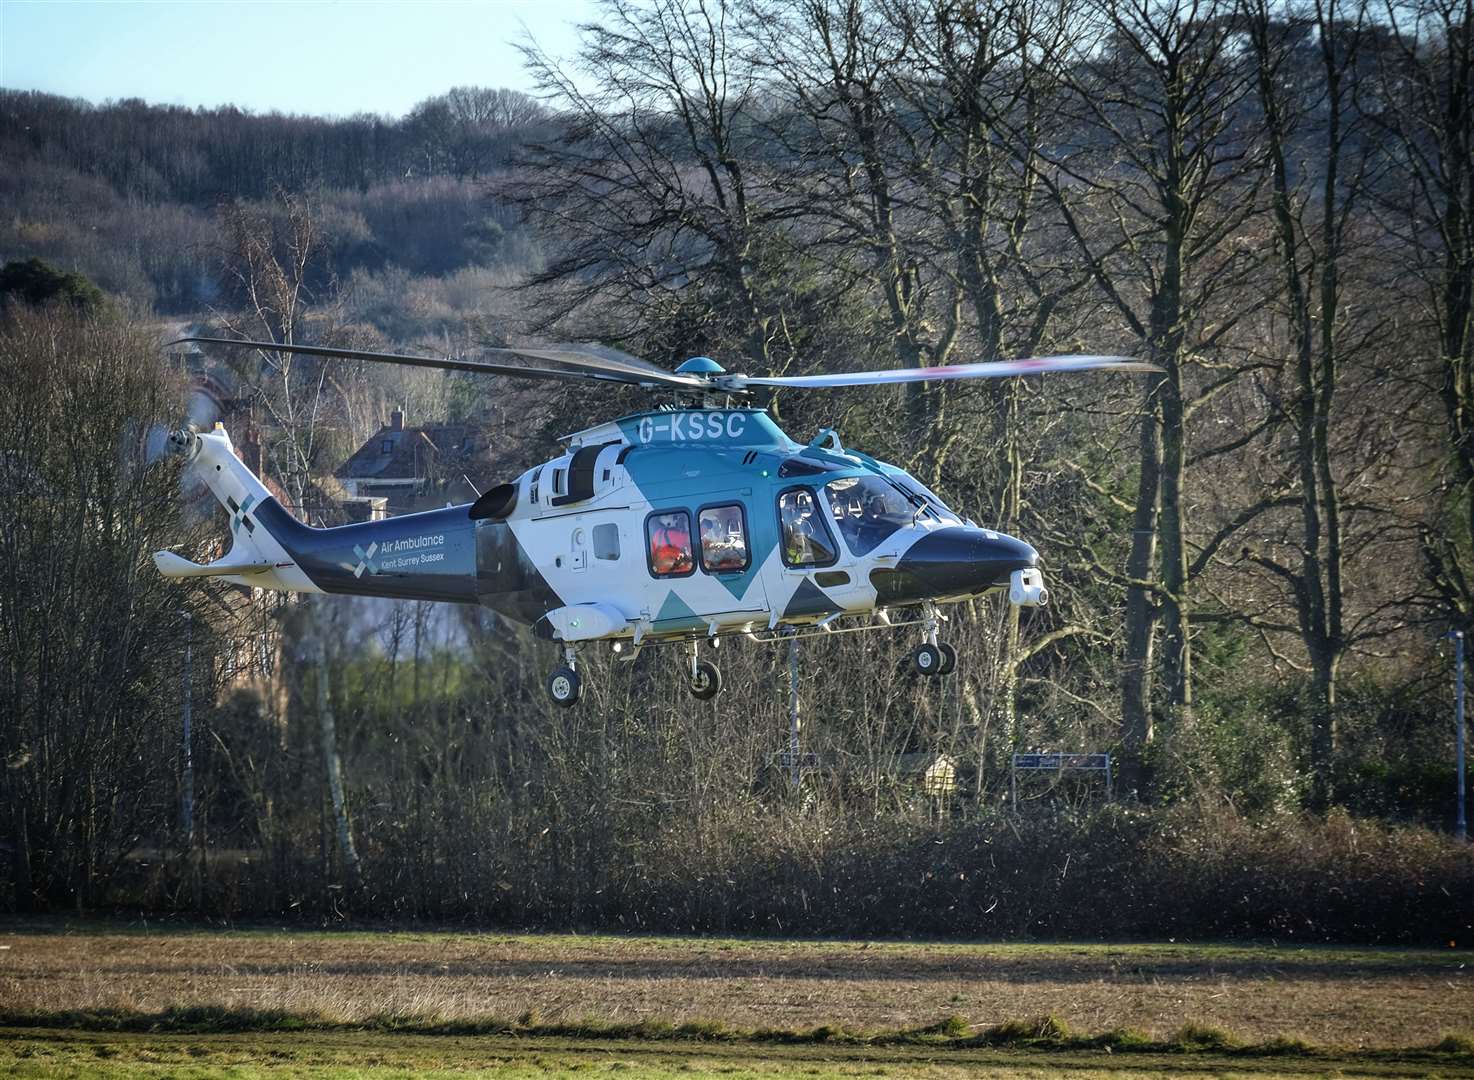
left=187, top=387, right=219, bottom=430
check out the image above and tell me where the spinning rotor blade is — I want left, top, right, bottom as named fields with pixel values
left=169, top=337, right=707, bottom=390
left=502, top=342, right=699, bottom=385
left=725, top=354, right=1160, bottom=389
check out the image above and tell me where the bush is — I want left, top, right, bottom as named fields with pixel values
left=0, top=256, right=106, bottom=312
left=1153, top=693, right=1308, bottom=816
left=94, top=798, right=1474, bottom=944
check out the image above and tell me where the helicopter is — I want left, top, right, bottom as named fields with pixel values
left=154, top=338, right=1157, bottom=706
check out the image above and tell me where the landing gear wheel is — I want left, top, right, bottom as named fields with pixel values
left=546, top=666, right=581, bottom=708
left=689, top=659, right=723, bottom=700
left=912, top=643, right=943, bottom=676
left=938, top=642, right=958, bottom=676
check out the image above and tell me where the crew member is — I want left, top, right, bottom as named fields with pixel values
left=650, top=514, right=691, bottom=574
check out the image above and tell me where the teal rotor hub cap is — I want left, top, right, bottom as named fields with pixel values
left=675, top=356, right=725, bottom=375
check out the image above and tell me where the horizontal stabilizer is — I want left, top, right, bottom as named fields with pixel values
left=153, top=550, right=275, bottom=580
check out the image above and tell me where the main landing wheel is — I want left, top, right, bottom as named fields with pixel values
left=547, top=666, right=581, bottom=708
left=689, top=659, right=723, bottom=700
left=912, top=643, right=943, bottom=676
left=938, top=642, right=958, bottom=675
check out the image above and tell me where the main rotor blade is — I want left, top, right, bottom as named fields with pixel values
left=723, top=354, right=1161, bottom=389
left=502, top=342, right=701, bottom=386
left=168, top=337, right=704, bottom=390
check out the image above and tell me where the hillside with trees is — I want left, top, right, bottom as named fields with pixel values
left=0, top=0, right=1470, bottom=936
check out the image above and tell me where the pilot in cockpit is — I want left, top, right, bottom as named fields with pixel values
left=782, top=491, right=821, bottom=564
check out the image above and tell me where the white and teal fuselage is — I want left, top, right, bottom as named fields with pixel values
left=155, top=407, right=1047, bottom=645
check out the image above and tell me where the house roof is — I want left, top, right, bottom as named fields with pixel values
left=335, top=423, right=485, bottom=482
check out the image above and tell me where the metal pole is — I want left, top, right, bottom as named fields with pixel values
left=788, top=634, right=800, bottom=789
left=1451, top=630, right=1467, bottom=842
left=180, top=611, right=194, bottom=845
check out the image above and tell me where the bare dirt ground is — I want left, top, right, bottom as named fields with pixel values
left=0, top=923, right=1468, bottom=1049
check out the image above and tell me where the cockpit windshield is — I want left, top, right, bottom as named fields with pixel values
left=890, top=473, right=959, bottom=522
left=824, top=475, right=916, bottom=556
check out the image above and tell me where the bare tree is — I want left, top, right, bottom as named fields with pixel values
left=750, top=0, right=950, bottom=379
left=885, top=0, right=1099, bottom=737
left=513, top=0, right=797, bottom=368
left=1035, top=0, right=1267, bottom=768
left=1243, top=0, right=1369, bottom=802
left=214, top=190, right=363, bottom=891
left=1373, top=0, right=1474, bottom=623
left=408, top=86, right=548, bottom=180
left=0, top=304, right=206, bottom=909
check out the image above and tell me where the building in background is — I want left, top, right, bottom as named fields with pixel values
left=336, top=408, right=488, bottom=515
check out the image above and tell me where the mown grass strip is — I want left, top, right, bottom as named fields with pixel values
left=2, top=919, right=1461, bottom=967
left=2, top=1005, right=1471, bottom=1062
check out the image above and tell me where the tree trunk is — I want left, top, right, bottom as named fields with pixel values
left=313, top=614, right=361, bottom=890
left=1157, top=361, right=1191, bottom=720
left=1249, top=0, right=1358, bottom=805
left=1121, top=391, right=1162, bottom=784
left=9, top=799, right=32, bottom=913
left=993, top=380, right=1025, bottom=746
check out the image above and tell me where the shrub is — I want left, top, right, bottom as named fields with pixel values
left=1432, top=1032, right=1474, bottom=1054
left=0, top=256, right=106, bottom=312
left=1170, top=1022, right=1238, bottom=1051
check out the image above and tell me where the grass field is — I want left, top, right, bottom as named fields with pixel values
left=1, top=922, right=1470, bottom=1077
left=4, top=1025, right=1474, bottom=1079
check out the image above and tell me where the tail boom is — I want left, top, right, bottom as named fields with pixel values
left=154, top=425, right=482, bottom=604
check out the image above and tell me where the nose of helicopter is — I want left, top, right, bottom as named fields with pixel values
left=871, top=527, right=1038, bottom=604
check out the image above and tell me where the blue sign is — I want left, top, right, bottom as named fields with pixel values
left=1012, top=753, right=1110, bottom=771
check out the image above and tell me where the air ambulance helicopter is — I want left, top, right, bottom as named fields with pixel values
left=154, top=338, right=1156, bottom=706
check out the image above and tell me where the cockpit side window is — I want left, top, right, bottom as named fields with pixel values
left=777, top=487, right=838, bottom=567
left=824, top=475, right=915, bottom=556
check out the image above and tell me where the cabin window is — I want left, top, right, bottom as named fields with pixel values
left=824, top=475, right=914, bottom=556
left=552, top=468, right=566, bottom=496
left=778, top=488, right=838, bottom=567
left=699, top=504, right=749, bottom=573
left=646, top=510, right=694, bottom=577
left=530, top=466, right=541, bottom=504
left=593, top=523, right=620, bottom=561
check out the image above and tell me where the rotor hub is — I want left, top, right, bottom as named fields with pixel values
left=674, top=356, right=725, bottom=375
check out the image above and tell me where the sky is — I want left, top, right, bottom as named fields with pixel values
left=0, top=0, right=598, bottom=118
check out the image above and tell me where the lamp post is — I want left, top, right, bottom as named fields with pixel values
left=1449, top=630, right=1466, bottom=842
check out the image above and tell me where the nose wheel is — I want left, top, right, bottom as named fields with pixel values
left=939, top=642, right=957, bottom=674
left=911, top=603, right=957, bottom=677
left=911, top=642, right=957, bottom=676
left=912, top=642, right=942, bottom=675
